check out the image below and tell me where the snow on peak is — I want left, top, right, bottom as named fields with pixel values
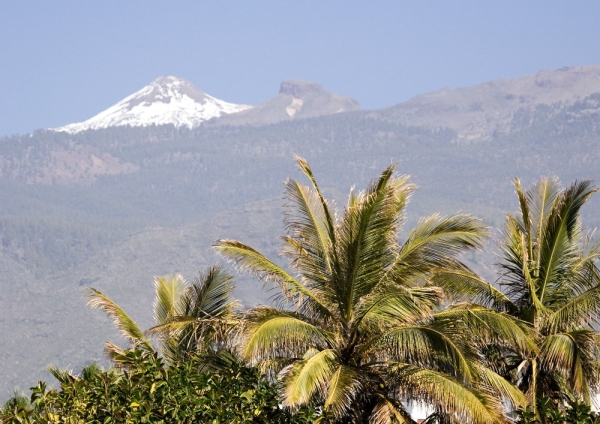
left=53, top=76, right=251, bottom=133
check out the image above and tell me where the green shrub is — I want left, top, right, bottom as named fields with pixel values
left=516, top=397, right=600, bottom=424
left=1, top=348, right=316, bottom=423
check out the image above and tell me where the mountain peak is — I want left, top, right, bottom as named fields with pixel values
left=53, top=77, right=250, bottom=133
left=205, top=80, right=360, bottom=127
left=151, top=75, right=187, bottom=84
left=279, top=80, right=326, bottom=97
left=147, top=75, right=205, bottom=94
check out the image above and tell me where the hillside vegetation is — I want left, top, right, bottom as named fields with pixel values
left=0, top=68, right=599, bottom=399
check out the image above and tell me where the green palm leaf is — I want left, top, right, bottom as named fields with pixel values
left=241, top=308, right=330, bottom=363
left=280, top=348, right=338, bottom=407
left=354, top=286, right=441, bottom=329
left=389, top=364, right=506, bottom=424
left=373, top=326, right=475, bottom=382
left=86, top=288, right=153, bottom=352
left=336, top=164, right=413, bottom=320
left=525, top=177, right=561, bottom=252
left=544, top=283, right=600, bottom=333
left=294, top=155, right=338, bottom=255
left=370, top=395, right=412, bottom=424
left=540, top=329, right=597, bottom=400
left=387, top=214, right=488, bottom=285
left=536, top=182, right=594, bottom=305
left=432, top=265, right=515, bottom=312
left=153, top=274, right=187, bottom=325
left=144, top=267, right=239, bottom=362
left=213, top=239, right=331, bottom=318
left=433, top=305, right=537, bottom=358
left=323, top=364, right=363, bottom=419
left=475, top=365, right=528, bottom=410
left=282, top=178, right=333, bottom=284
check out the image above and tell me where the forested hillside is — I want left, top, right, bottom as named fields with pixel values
left=1, top=71, right=599, bottom=400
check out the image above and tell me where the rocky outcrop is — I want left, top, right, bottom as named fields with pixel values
left=205, top=80, right=360, bottom=126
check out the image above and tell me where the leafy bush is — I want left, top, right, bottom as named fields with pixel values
left=1, top=349, right=316, bottom=423
left=516, top=397, right=600, bottom=424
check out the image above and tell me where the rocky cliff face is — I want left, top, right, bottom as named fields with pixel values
left=205, top=80, right=360, bottom=126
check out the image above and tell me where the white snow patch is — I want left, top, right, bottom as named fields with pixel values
left=285, top=98, right=303, bottom=117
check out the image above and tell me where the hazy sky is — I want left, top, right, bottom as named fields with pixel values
left=1, top=1, right=599, bottom=135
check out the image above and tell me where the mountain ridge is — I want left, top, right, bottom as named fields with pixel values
left=370, top=64, right=600, bottom=143
left=48, top=65, right=600, bottom=140
left=52, top=77, right=362, bottom=133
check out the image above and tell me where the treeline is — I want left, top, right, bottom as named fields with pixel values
left=0, top=215, right=136, bottom=275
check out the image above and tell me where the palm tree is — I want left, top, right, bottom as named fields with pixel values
left=87, top=265, right=238, bottom=364
left=214, top=157, right=529, bottom=423
left=436, top=177, right=600, bottom=414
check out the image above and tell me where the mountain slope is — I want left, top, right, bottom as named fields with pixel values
left=371, top=65, right=600, bottom=143
left=54, top=76, right=251, bottom=133
left=1, top=65, right=600, bottom=400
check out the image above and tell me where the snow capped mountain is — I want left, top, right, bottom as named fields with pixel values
left=54, top=76, right=251, bottom=133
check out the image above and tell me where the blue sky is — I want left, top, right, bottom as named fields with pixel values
left=1, top=1, right=599, bottom=135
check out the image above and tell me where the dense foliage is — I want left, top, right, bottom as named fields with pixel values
left=516, top=397, right=600, bottom=423
left=1, top=349, right=316, bottom=423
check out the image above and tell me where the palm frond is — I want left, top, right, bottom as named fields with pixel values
left=354, top=286, right=441, bottom=329
left=213, top=239, right=331, bottom=317
left=157, top=266, right=238, bottom=360
left=388, top=214, right=488, bottom=285
left=389, top=364, right=506, bottom=424
left=241, top=307, right=330, bottom=363
left=184, top=266, right=238, bottom=319
left=499, top=218, right=549, bottom=323
left=526, top=177, right=562, bottom=250
left=498, top=214, right=531, bottom=307
left=47, top=365, right=75, bottom=385
left=336, top=165, right=414, bottom=321
left=281, top=235, right=339, bottom=316
left=513, top=178, right=532, bottom=255
left=153, top=274, right=187, bottom=325
left=540, top=329, right=597, bottom=399
left=103, top=341, right=128, bottom=363
left=568, top=235, right=600, bottom=294
left=372, top=326, right=474, bottom=382
left=280, top=348, right=337, bottom=407
left=294, top=155, right=338, bottom=252
left=544, top=283, right=600, bottom=333
left=433, top=305, right=537, bottom=358
left=86, top=288, right=154, bottom=352
left=369, top=395, right=412, bottom=424
left=474, top=364, right=528, bottom=410
left=537, top=180, right=596, bottom=305
left=282, top=179, right=333, bottom=285
left=432, top=265, right=515, bottom=312
left=323, top=365, right=363, bottom=419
